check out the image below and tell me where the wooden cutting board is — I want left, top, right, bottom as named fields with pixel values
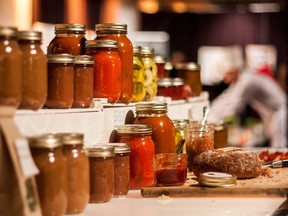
left=141, top=168, right=288, bottom=198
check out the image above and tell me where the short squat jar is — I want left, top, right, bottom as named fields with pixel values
left=86, top=145, right=115, bottom=203
left=28, top=134, right=67, bottom=216
left=59, top=133, right=90, bottom=214
left=107, top=143, right=130, bottom=197
left=46, top=54, right=74, bottom=108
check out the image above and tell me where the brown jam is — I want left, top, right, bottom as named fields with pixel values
left=46, top=54, right=74, bottom=108
left=28, top=134, right=67, bottom=216
left=59, top=133, right=90, bottom=214
left=72, top=55, right=94, bottom=108
left=108, top=143, right=130, bottom=197
left=86, top=145, right=115, bottom=203
left=18, top=31, right=47, bottom=110
left=0, top=26, right=22, bottom=107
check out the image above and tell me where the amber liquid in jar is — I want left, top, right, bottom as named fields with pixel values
left=18, top=31, right=47, bottom=110
left=95, top=23, right=133, bottom=103
left=0, top=27, right=22, bottom=107
left=29, top=134, right=67, bottom=216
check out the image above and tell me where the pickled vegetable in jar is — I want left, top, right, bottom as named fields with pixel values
left=132, top=46, right=145, bottom=102
left=172, top=119, right=189, bottom=153
left=0, top=26, right=22, bottom=107
left=47, top=23, right=86, bottom=55
left=116, top=124, right=155, bottom=189
left=18, top=31, right=47, bottom=110
left=91, top=39, right=122, bottom=103
left=95, top=23, right=133, bottom=103
left=133, top=103, right=176, bottom=154
left=141, top=47, right=158, bottom=101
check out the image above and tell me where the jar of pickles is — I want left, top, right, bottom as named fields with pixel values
left=59, top=133, right=89, bottom=214
left=132, top=46, right=145, bottom=102
left=18, top=31, right=47, bottom=110
left=141, top=47, right=158, bottom=101
left=133, top=103, right=176, bottom=154
left=172, top=119, right=189, bottom=153
left=47, top=23, right=86, bottom=55
left=28, top=134, right=67, bottom=216
left=73, top=55, right=94, bottom=108
left=116, top=124, right=155, bottom=189
left=0, top=26, right=22, bottom=107
left=46, top=54, right=74, bottom=108
left=95, top=23, right=133, bottom=103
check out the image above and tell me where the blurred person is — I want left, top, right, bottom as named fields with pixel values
left=207, top=66, right=287, bottom=148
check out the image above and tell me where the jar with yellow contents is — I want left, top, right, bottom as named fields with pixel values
left=132, top=46, right=145, bottom=102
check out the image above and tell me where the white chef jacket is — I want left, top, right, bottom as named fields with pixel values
left=207, top=67, right=287, bottom=148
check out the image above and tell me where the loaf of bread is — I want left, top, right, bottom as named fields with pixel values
left=192, top=147, right=264, bottom=179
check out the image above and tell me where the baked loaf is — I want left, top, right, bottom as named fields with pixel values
left=192, top=147, right=264, bottom=179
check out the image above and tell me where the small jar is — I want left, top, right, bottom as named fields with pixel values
left=133, top=103, right=176, bottom=154
left=59, top=133, right=89, bottom=214
left=154, top=55, right=165, bottom=78
left=72, top=55, right=94, bottom=108
left=141, top=47, right=158, bottom=101
left=175, top=62, right=202, bottom=97
left=90, top=39, right=122, bottom=103
left=28, top=134, right=67, bottom=216
left=0, top=26, right=22, bottom=107
left=185, top=122, right=214, bottom=171
left=211, top=120, right=228, bottom=149
left=172, top=78, right=185, bottom=100
left=46, top=54, right=74, bottom=108
left=116, top=124, right=155, bottom=189
left=47, top=23, right=86, bottom=55
left=132, top=45, right=145, bottom=102
left=95, top=23, right=133, bottom=103
left=164, top=62, right=174, bottom=78
left=86, top=145, right=115, bottom=203
left=18, top=31, right=47, bottom=110
left=107, top=143, right=130, bottom=197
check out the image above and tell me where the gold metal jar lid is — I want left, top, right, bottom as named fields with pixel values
left=74, top=55, right=94, bottom=65
left=55, top=23, right=86, bottom=33
left=133, top=45, right=142, bottom=54
left=18, top=31, right=42, bottom=41
left=116, top=124, right=152, bottom=135
left=28, top=134, right=61, bottom=149
left=85, top=145, right=115, bottom=157
left=57, top=132, right=84, bottom=145
left=173, top=78, right=184, bottom=86
left=158, top=78, right=173, bottom=87
left=199, top=172, right=237, bottom=187
left=85, top=39, right=118, bottom=49
left=47, top=53, right=74, bottom=64
left=107, top=143, right=130, bottom=154
left=135, top=102, right=168, bottom=113
left=141, top=47, right=154, bottom=55
left=0, top=26, right=18, bottom=37
left=175, top=62, right=201, bottom=71
left=95, top=23, right=127, bottom=32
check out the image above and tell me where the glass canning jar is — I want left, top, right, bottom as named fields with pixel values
left=132, top=45, right=145, bottom=102
left=133, top=103, right=176, bottom=154
left=47, top=23, right=86, bottom=55
left=116, top=124, right=155, bottom=189
left=46, top=54, right=74, bottom=108
left=95, top=23, right=133, bottom=103
left=0, top=26, right=22, bottom=107
left=18, top=31, right=47, bottom=110
left=154, top=55, right=165, bottom=78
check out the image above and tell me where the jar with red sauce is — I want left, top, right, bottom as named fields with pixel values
left=87, top=39, right=121, bottom=103
left=154, top=55, right=165, bottom=78
left=72, top=55, right=94, bottom=108
left=133, top=103, right=176, bottom=154
left=95, top=23, right=133, bottom=103
left=116, top=124, right=155, bottom=189
left=47, top=23, right=86, bottom=55
left=46, top=54, right=74, bottom=108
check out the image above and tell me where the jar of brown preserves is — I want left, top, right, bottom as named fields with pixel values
left=86, top=145, right=115, bottom=203
left=107, top=143, right=130, bottom=197
left=59, top=133, right=90, bottom=214
left=72, top=55, right=94, bottom=108
left=46, top=54, right=74, bottom=108
left=47, top=23, right=86, bottom=55
left=211, top=120, right=228, bottom=149
left=28, top=134, right=67, bottom=216
left=18, top=31, right=47, bottom=110
left=0, top=26, right=22, bottom=107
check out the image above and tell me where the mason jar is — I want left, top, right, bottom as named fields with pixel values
left=132, top=45, right=145, bottom=102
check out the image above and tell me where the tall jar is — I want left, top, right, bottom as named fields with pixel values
left=132, top=45, right=145, bottom=102
left=46, top=54, right=74, bottom=108
left=18, top=31, right=47, bottom=110
left=107, top=143, right=130, bottom=197
left=95, top=23, right=133, bottom=103
left=0, top=26, right=22, bottom=107
left=28, top=134, right=67, bottom=216
left=88, top=39, right=121, bottom=103
left=133, top=103, right=176, bottom=154
left=47, top=23, right=86, bottom=55
left=73, top=55, right=94, bottom=108
left=141, top=47, right=158, bottom=101
left=154, top=55, right=165, bottom=78
left=59, top=133, right=90, bottom=214
left=86, top=145, right=115, bottom=203
left=116, top=124, right=155, bottom=189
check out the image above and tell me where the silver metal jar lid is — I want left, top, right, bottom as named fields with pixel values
left=47, top=54, right=74, bottom=64
left=116, top=124, right=152, bottom=135
left=74, top=55, right=94, bottom=65
left=141, top=47, right=154, bottom=55
left=85, top=145, right=115, bottom=157
left=18, top=31, right=42, bottom=41
left=0, top=26, right=18, bottom=37
left=133, top=45, right=142, bottom=54
left=57, top=132, right=84, bottom=145
left=135, top=102, right=168, bottom=112
left=154, top=55, right=165, bottom=64
left=85, top=39, right=118, bottom=49
left=107, top=143, right=130, bottom=154
left=199, top=172, right=237, bottom=187
left=158, top=78, right=173, bottom=87
left=28, top=133, right=62, bottom=149
left=175, top=62, right=201, bottom=71
left=173, top=78, right=184, bottom=86
left=55, top=23, right=86, bottom=33
left=95, top=23, right=127, bottom=32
